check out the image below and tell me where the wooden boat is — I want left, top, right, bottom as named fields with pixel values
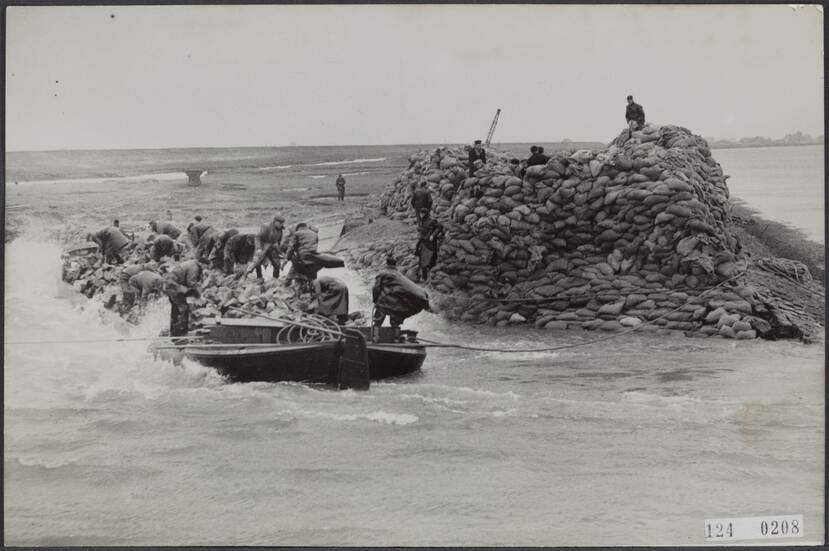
left=152, top=318, right=426, bottom=389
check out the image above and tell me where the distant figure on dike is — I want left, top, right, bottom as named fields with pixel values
left=411, top=181, right=433, bottom=228
left=526, top=145, right=549, bottom=167
left=468, top=139, right=486, bottom=177
left=335, top=174, right=346, bottom=202
left=626, top=94, right=645, bottom=138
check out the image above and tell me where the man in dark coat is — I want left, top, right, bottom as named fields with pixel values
left=244, top=215, right=285, bottom=279
left=414, top=209, right=445, bottom=281
left=151, top=234, right=183, bottom=262
left=119, top=260, right=158, bottom=310
left=284, top=222, right=344, bottom=284
left=149, top=220, right=182, bottom=240
left=313, top=276, right=350, bottom=325
left=372, top=255, right=430, bottom=327
left=625, top=95, right=645, bottom=137
left=129, top=270, right=166, bottom=301
left=410, top=181, right=433, bottom=228
left=163, top=259, right=202, bottom=337
left=224, top=233, right=257, bottom=275
left=526, top=145, right=549, bottom=167
left=88, top=225, right=132, bottom=264
left=210, top=228, right=239, bottom=270
left=188, top=220, right=218, bottom=264
left=468, top=139, right=486, bottom=177
left=335, top=174, right=346, bottom=202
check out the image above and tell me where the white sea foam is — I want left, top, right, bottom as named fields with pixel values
left=257, top=164, right=293, bottom=171
left=15, top=172, right=189, bottom=186
left=310, top=157, right=386, bottom=167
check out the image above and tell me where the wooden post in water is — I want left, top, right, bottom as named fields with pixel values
left=184, top=170, right=204, bottom=187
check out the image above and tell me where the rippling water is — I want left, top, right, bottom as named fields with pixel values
left=4, top=237, right=824, bottom=546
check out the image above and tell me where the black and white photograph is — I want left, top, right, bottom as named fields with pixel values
left=3, top=3, right=825, bottom=546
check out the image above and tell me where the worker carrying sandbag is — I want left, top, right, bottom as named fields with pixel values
left=625, top=94, right=645, bottom=138
left=313, top=276, right=350, bottom=325
left=410, top=181, right=433, bottom=228
left=414, top=209, right=445, bottom=282
left=87, top=225, right=133, bottom=264
left=119, top=261, right=159, bottom=311
left=284, top=222, right=344, bottom=284
left=246, top=215, right=286, bottom=279
left=372, top=255, right=430, bottom=328
left=163, top=259, right=202, bottom=337
left=129, top=271, right=166, bottom=302
left=187, top=217, right=219, bottom=263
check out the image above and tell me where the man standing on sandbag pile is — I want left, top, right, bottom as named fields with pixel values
left=149, top=219, right=182, bottom=240
left=151, top=234, right=185, bottom=262
left=467, top=139, right=486, bottom=177
left=210, top=228, right=239, bottom=270
left=372, top=255, right=431, bottom=329
left=283, top=222, right=345, bottom=287
left=335, top=174, right=346, bottom=202
left=410, top=181, right=433, bottom=228
left=245, top=215, right=286, bottom=279
left=118, top=260, right=159, bottom=311
left=414, top=208, right=445, bottom=282
left=225, top=233, right=257, bottom=275
left=163, top=259, right=202, bottom=337
left=313, top=276, right=350, bottom=325
left=87, top=224, right=133, bottom=264
left=625, top=94, right=645, bottom=138
left=526, top=145, right=548, bottom=167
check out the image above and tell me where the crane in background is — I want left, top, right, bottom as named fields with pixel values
left=484, top=108, right=501, bottom=147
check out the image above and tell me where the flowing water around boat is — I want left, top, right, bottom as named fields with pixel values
left=4, top=234, right=823, bottom=546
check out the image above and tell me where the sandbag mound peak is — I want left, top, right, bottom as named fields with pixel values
left=371, top=125, right=803, bottom=339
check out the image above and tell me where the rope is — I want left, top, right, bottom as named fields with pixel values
left=410, top=271, right=746, bottom=354
left=5, top=335, right=200, bottom=346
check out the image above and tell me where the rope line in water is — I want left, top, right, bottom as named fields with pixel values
left=5, top=336, right=197, bottom=345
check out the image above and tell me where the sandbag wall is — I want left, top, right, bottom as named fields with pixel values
left=368, top=124, right=792, bottom=339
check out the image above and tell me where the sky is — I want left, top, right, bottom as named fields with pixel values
left=5, top=4, right=824, bottom=151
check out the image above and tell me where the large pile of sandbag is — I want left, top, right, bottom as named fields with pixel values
left=359, top=124, right=804, bottom=339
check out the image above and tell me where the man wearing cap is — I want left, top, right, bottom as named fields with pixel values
left=625, top=95, right=645, bottom=138
left=468, top=139, right=486, bottom=177
left=410, top=181, right=433, bottom=228
left=526, top=145, right=548, bottom=167
left=87, top=224, right=133, bottom=264
left=246, top=215, right=286, bottom=279
left=372, top=255, right=431, bottom=328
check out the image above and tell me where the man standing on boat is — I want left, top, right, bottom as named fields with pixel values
left=87, top=224, right=133, bottom=264
left=313, top=276, right=350, bottom=325
left=246, top=215, right=286, bottom=279
left=335, top=174, right=346, bottom=202
left=163, top=259, right=202, bottom=337
left=372, top=255, right=431, bottom=328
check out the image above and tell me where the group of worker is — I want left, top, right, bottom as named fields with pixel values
left=86, top=209, right=432, bottom=336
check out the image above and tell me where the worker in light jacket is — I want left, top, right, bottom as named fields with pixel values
left=372, top=255, right=430, bottom=328
left=87, top=225, right=132, bottom=264
left=163, top=259, right=202, bottom=337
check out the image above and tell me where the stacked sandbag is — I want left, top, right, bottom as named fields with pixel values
left=61, top=242, right=366, bottom=329
left=360, top=124, right=796, bottom=339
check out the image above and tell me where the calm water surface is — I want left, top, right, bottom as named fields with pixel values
left=715, top=145, right=824, bottom=243
left=4, top=238, right=824, bottom=546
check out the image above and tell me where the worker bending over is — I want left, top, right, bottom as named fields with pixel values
left=372, top=255, right=430, bottom=328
